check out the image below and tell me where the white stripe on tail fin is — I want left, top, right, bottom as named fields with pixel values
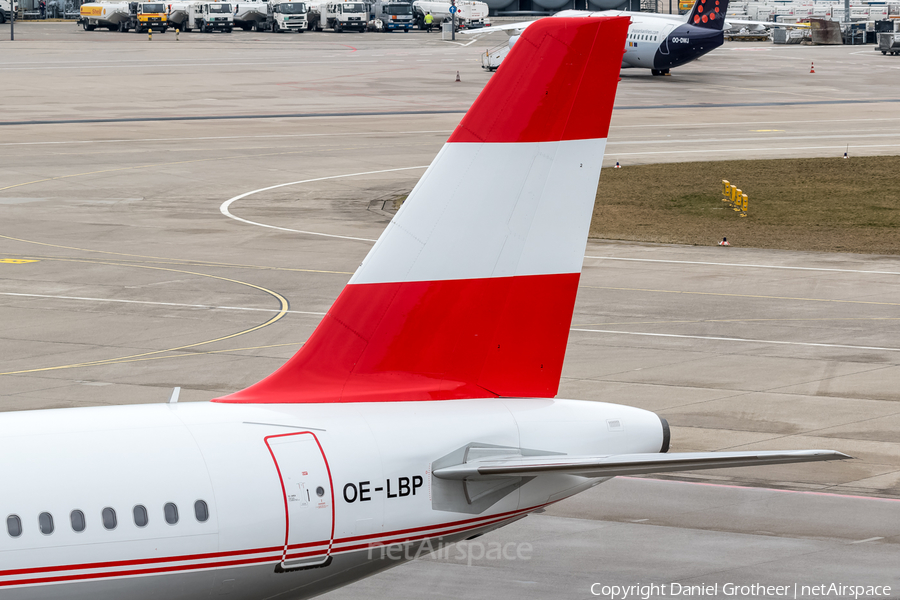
left=216, top=16, right=630, bottom=404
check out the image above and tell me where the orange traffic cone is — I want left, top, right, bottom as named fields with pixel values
left=718, top=237, right=730, bottom=246
left=810, top=62, right=815, bottom=73
left=455, top=71, right=460, bottom=82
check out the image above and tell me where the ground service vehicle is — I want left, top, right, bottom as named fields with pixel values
left=413, top=0, right=485, bottom=28
left=879, top=31, right=900, bottom=55
left=369, top=0, right=412, bottom=31
left=128, top=1, right=168, bottom=31
left=456, top=0, right=486, bottom=27
left=165, top=0, right=192, bottom=29
left=267, top=0, right=307, bottom=32
left=79, top=1, right=167, bottom=32
left=0, top=0, right=18, bottom=23
left=232, top=0, right=268, bottom=30
left=322, top=0, right=366, bottom=31
left=79, top=2, right=129, bottom=31
left=182, top=1, right=233, bottom=32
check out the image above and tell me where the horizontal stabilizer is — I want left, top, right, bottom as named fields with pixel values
left=432, top=450, right=851, bottom=480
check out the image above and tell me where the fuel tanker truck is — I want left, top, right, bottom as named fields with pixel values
left=167, top=0, right=233, bottom=31
left=232, top=0, right=268, bottom=30
left=79, top=1, right=168, bottom=32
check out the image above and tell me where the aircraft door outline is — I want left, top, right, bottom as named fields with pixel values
left=264, top=431, right=335, bottom=570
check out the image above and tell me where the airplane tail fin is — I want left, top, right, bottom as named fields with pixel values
left=686, top=0, right=728, bottom=28
left=215, top=15, right=629, bottom=405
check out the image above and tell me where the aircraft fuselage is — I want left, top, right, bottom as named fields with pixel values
left=0, top=398, right=665, bottom=599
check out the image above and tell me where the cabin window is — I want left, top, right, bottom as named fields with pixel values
left=102, top=507, right=117, bottom=530
left=7, top=515, right=22, bottom=538
left=164, top=503, right=179, bottom=525
left=71, top=510, right=86, bottom=533
left=194, top=500, right=209, bottom=523
left=133, top=505, right=149, bottom=528
left=39, top=512, right=54, bottom=535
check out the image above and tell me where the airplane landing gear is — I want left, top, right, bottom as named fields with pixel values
left=651, top=69, right=671, bottom=76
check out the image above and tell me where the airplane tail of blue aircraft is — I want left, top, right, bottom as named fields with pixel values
left=686, top=0, right=730, bottom=29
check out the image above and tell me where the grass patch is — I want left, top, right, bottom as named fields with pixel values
left=592, top=156, right=900, bottom=254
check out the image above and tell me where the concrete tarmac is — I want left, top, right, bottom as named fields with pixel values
left=328, top=477, right=900, bottom=600
left=1, top=25, right=898, bottom=599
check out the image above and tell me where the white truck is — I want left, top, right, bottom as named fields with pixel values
left=232, top=0, right=268, bottom=30
left=266, top=0, right=307, bottom=32
left=79, top=1, right=168, bottom=32
left=368, top=0, right=412, bottom=32
left=457, top=0, right=487, bottom=28
left=181, top=1, right=233, bottom=32
left=412, top=0, right=486, bottom=29
left=0, top=0, right=18, bottom=23
left=309, top=0, right=366, bottom=31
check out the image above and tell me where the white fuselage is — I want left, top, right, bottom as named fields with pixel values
left=620, top=15, right=678, bottom=68
left=0, top=398, right=664, bottom=598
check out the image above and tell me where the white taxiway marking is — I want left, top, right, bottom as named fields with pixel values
left=609, top=117, right=900, bottom=130
left=849, top=537, right=884, bottom=544
left=584, top=256, right=900, bottom=277
left=610, top=143, right=900, bottom=157
left=442, top=37, right=481, bottom=47
left=220, top=166, right=428, bottom=242
left=571, top=329, right=900, bottom=353
left=0, top=292, right=325, bottom=316
left=607, top=132, right=900, bottom=146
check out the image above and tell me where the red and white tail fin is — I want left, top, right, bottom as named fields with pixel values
left=216, top=16, right=629, bottom=404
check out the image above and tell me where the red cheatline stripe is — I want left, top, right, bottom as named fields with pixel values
left=286, top=539, right=331, bottom=551
left=4, top=512, right=520, bottom=590
left=326, top=504, right=547, bottom=545
left=2, top=503, right=553, bottom=587
left=0, top=546, right=283, bottom=579
left=0, top=554, right=280, bottom=588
